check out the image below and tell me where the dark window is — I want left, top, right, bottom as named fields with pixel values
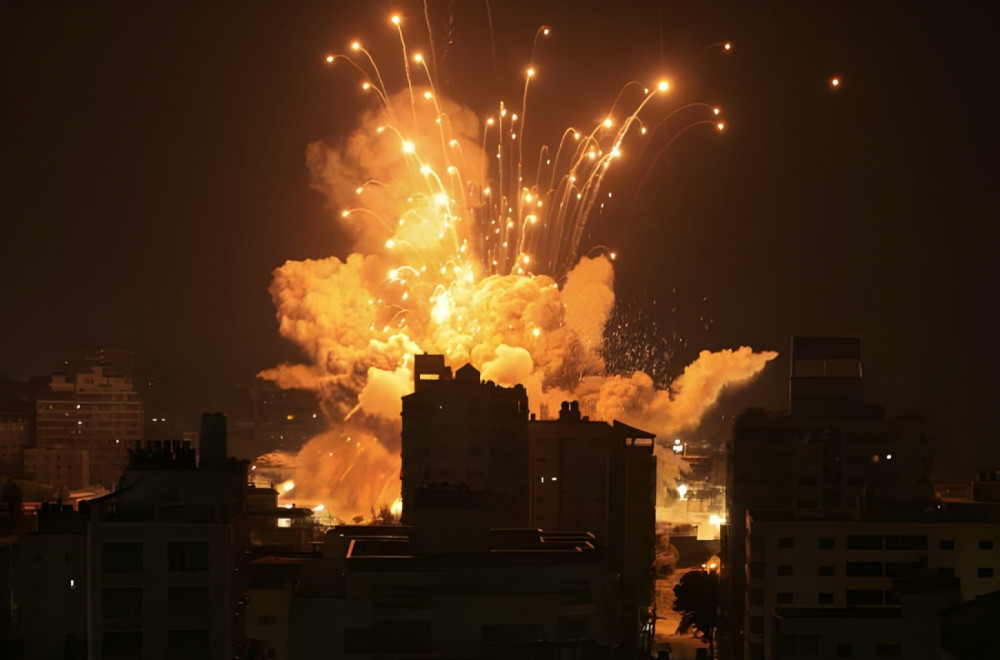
left=798, top=634, right=819, bottom=654
left=846, top=589, right=883, bottom=606
left=776, top=635, right=796, bottom=655
left=938, top=567, right=955, bottom=577
left=939, top=539, right=955, bottom=550
left=347, top=621, right=434, bottom=652
left=846, top=562, right=883, bottom=577
left=749, top=589, right=764, bottom=606
left=102, top=632, right=142, bottom=660
left=776, top=592, right=793, bottom=604
left=777, top=537, right=794, bottom=549
left=168, top=541, right=209, bottom=572
left=167, top=629, right=209, bottom=660
left=818, top=593, right=834, bottom=604
left=875, top=644, right=903, bottom=657
left=885, top=535, right=927, bottom=550
left=978, top=567, right=994, bottom=578
left=979, top=540, right=994, bottom=550
left=819, top=565, right=834, bottom=577
left=885, top=561, right=922, bottom=578
left=749, top=562, right=765, bottom=579
left=102, top=542, right=142, bottom=574
left=847, top=535, right=883, bottom=550
left=749, top=616, right=764, bottom=634
left=748, top=642, right=765, bottom=660
left=836, top=644, right=853, bottom=657
left=777, top=565, right=793, bottom=576
left=102, top=587, right=142, bottom=619
left=168, top=586, right=209, bottom=617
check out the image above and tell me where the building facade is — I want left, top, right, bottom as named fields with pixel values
left=746, top=514, right=1000, bottom=659
left=725, top=337, right=938, bottom=660
left=34, top=366, right=143, bottom=489
left=86, top=415, right=248, bottom=660
left=0, top=378, right=31, bottom=477
left=400, top=355, right=530, bottom=527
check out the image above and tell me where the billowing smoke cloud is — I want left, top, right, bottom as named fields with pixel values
left=261, top=88, right=776, bottom=521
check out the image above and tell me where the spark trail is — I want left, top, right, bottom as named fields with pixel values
left=260, top=12, right=775, bottom=521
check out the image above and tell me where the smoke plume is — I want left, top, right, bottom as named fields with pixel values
left=261, top=89, right=776, bottom=520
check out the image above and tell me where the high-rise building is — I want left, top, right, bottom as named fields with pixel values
left=31, top=365, right=143, bottom=488
left=400, top=355, right=530, bottom=526
left=724, top=337, right=940, bottom=660
left=529, top=400, right=657, bottom=637
left=399, top=355, right=658, bottom=654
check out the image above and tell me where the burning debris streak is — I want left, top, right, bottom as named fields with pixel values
left=260, top=13, right=776, bottom=521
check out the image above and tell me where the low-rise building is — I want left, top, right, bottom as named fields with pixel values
left=284, top=522, right=619, bottom=660
left=10, top=504, right=89, bottom=658
left=746, top=512, right=1000, bottom=659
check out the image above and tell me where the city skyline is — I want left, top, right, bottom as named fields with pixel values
left=2, top=1, right=995, bottom=479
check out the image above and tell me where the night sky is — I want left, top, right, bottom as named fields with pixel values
left=2, top=1, right=995, bottom=477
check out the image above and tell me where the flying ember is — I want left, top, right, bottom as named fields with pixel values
left=258, top=10, right=776, bottom=522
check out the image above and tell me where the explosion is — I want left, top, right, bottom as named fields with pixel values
left=259, top=12, right=776, bottom=522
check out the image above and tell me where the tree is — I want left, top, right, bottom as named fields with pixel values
left=673, top=569, right=719, bottom=657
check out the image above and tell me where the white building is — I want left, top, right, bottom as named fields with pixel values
left=745, top=514, right=1000, bottom=659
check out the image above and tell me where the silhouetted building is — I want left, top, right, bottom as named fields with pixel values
left=938, top=589, right=1000, bottom=659
left=400, top=355, right=530, bottom=527
left=724, top=337, right=953, bottom=660
left=242, top=555, right=304, bottom=660
left=9, top=503, right=89, bottom=659
left=398, top=355, right=657, bottom=656
left=530, top=401, right=657, bottom=648
left=244, top=381, right=325, bottom=458
left=86, top=413, right=249, bottom=660
left=0, top=379, right=30, bottom=475
left=282, top=524, right=620, bottom=660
